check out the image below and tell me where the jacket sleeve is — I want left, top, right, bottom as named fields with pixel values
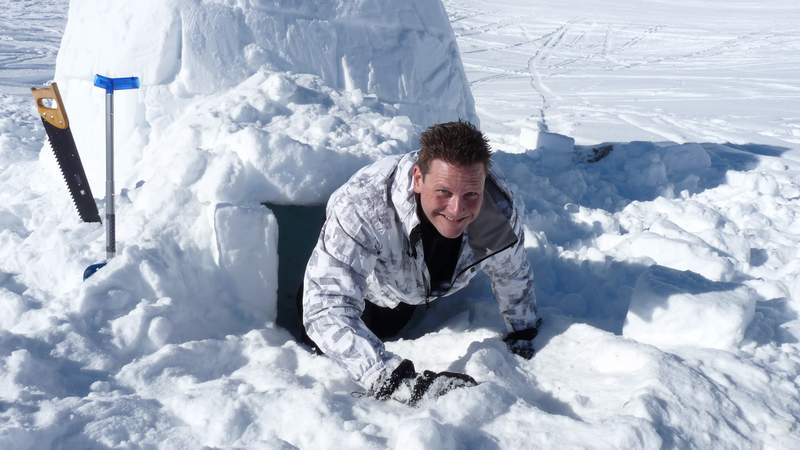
left=482, top=194, right=539, bottom=333
left=302, top=193, right=402, bottom=390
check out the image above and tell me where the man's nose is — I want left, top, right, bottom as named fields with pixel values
left=447, top=196, right=464, bottom=216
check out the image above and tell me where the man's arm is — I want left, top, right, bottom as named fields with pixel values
left=481, top=195, right=539, bottom=344
left=302, top=202, right=403, bottom=390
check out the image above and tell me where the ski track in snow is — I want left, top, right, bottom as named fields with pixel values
left=445, top=0, right=800, bottom=149
left=0, top=0, right=67, bottom=95
left=1, top=0, right=800, bottom=448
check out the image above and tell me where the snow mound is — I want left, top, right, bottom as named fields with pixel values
left=132, top=70, right=416, bottom=207
left=50, top=68, right=419, bottom=373
left=623, top=266, right=757, bottom=350
left=529, top=322, right=794, bottom=449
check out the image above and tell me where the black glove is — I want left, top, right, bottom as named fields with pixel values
left=504, top=317, right=543, bottom=360
left=373, top=359, right=478, bottom=406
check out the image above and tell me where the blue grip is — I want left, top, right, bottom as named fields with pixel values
left=94, top=74, right=140, bottom=93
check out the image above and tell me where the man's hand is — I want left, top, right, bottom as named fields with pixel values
left=372, top=359, right=478, bottom=406
left=504, top=317, right=543, bottom=360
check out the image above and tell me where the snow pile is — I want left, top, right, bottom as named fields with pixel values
left=522, top=322, right=798, bottom=449
left=624, top=265, right=756, bottom=350
left=133, top=70, right=417, bottom=207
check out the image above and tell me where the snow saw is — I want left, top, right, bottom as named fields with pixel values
left=31, top=83, right=101, bottom=223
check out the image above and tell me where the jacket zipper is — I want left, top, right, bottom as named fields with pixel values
left=408, top=225, right=432, bottom=308
left=444, top=236, right=518, bottom=294
left=410, top=226, right=518, bottom=303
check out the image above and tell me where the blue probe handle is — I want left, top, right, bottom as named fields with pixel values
left=94, top=74, right=140, bottom=93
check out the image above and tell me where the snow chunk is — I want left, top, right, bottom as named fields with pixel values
left=524, top=130, right=576, bottom=169
left=661, top=143, right=711, bottom=173
left=0, top=289, right=26, bottom=331
left=116, top=330, right=346, bottom=448
left=618, top=228, right=737, bottom=282
left=392, top=418, right=457, bottom=450
left=212, top=203, right=279, bottom=323
left=624, top=266, right=757, bottom=350
left=110, top=297, right=174, bottom=354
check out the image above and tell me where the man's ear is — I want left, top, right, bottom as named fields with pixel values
left=412, top=165, right=423, bottom=193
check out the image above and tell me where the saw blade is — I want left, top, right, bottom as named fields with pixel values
left=32, top=83, right=101, bottom=223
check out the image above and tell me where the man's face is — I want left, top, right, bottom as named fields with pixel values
left=412, top=158, right=486, bottom=238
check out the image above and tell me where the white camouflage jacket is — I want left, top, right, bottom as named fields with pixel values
left=302, top=151, right=538, bottom=390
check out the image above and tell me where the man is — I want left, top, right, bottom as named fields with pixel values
left=300, top=121, right=540, bottom=406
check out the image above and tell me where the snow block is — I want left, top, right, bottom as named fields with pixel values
left=623, top=265, right=756, bottom=350
left=521, top=128, right=576, bottom=153
left=213, top=204, right=279, bottom=324
left=620, top=229, right=736, bottom=282
left=661, top=143, right=711, bottom=174
left=518, top=125, right=540, bottom=149
left=537, top=131, right=576, bottom=153
left=525, top=130, right=576, bottom=169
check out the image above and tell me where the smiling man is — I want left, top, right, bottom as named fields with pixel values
left=300, top=121, right=540, bottom=405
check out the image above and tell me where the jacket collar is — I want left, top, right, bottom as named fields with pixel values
left=390, top=152, right=423, bottom=241
left=389, top=151, right=518, bottom=259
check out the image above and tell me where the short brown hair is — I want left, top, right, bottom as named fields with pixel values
left=417, top=120, right=491, bottom=175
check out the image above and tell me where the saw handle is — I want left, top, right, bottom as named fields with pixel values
left=31, top=83, right=69, bottom=129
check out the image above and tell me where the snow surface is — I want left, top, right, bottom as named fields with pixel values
left=1, top=0, right=800, bottom=448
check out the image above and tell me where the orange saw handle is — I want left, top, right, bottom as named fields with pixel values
left=31, top=83, right=69, bottom=129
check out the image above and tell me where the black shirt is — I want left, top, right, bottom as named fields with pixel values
left=417, top=201, right=463, bottom=295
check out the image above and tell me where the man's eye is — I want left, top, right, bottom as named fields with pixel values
left=466, top=193, right=479, bottom=199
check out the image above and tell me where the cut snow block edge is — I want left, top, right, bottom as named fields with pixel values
left=213, top=203, right=279, bottom=324
left=623, top=265, right=757, bottom=351
left=536, top=131, right=576, bottom=153
left=523, top=129, right=576, bottom=169
left=792, top=275, right=800, bottom=311
left=520, top=128, right=576, bottom=153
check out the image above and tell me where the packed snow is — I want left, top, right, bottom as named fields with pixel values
left=1, top=0, right=799, bottom=448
